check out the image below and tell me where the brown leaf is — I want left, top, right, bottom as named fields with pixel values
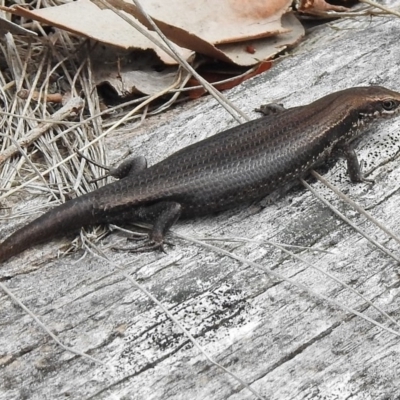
left=91, top=48, right=180, bottom=97
left=106, top=0, right=294, bottom=65
left=11, top=0, right=193, bottom=65
left=215, top=12, right=304, bottom=66
left=10, top=0, right=297, bottom=66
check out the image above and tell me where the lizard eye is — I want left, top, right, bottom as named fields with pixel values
left=382, top=100, right=398, bottom=111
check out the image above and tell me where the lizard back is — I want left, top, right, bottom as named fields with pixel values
left=92, top=88, right=371, bottom=216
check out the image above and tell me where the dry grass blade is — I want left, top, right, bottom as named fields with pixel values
left=0, top=32, right=105, bottom=209
left=0, top=280, right=106, bottom=365
left=82, top=240, right=266, bottom=400
left=99, top=0, right=248, bottom=123
left=193, top=234, right=400, bottom=329
left=311, top=170, right=400, bottom=246
left=359, top=0, right=400, bottom=18
left=0, top=96, right=84, bottom=166
left=173, top=232, right=400, bottom=338
left=301, top=179, right=400, bottom=265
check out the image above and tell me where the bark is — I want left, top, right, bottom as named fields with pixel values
left=1, top=8, right=400, bottom=400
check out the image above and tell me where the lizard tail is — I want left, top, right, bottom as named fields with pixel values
left=0, top=196, right=95, bottom=263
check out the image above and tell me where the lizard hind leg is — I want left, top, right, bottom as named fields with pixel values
left=114, top=201, right=182, bottom=253
left=108, top=155, right=148, bottom=179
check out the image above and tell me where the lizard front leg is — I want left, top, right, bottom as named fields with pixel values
left=334, top=144, right=374, bottom=183
left=255, top=102, right=286, bottom=116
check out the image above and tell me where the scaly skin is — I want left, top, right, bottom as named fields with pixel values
left=1, top=86, right=400, bottom=261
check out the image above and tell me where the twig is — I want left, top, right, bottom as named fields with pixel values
left=311, top=170, right=400, bottom=247
left=193, top=234, right=400, bottom=330
left=0, top=280, right=105, bottom=365
left=172, top=232, right=400, bottom=338
left=359, top=0, right=400, bottom=18
left=0, top=75, right=181, bottom=201
left=98, top=0, right=249, bottom=124
left=82, top=240, right=265, bottom=400
left=301, top=179, right=400, bottom=265
left=0, top=134, right=59, bottom=202
left=0, top=96, right=84, bottom=166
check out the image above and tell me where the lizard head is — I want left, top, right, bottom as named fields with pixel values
left=353, top=86, right=400, bottom=121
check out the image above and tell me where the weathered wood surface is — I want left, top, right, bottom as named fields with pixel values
left=2, top=9, right=400, bottom=400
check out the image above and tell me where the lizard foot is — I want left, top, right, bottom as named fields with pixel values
left=127, top=232, right=149, bottom=241
left=358, top=161, right=375, bottom=185
left=360, top=176, right=375, bottom=185
left=113, top=238, right=174, bottom=254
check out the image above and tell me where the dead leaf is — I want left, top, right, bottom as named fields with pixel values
left=216, top=12, right=304, bottom=66
left=91, top=48, right=181, bottom=96
left=4, top=0, right=306, bottom=100
left=122, top=0, right=293, bottom=45
left=10, top=0, right=193, bottom=65
left=105, top=0, right=294, bottom=64
left=8, top=0, right=300, bottom=66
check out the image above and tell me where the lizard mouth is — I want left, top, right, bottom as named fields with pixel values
left=355, top=105, right=400, bottom=132
left=381, top=108, right=400, bottom=117
left=360, top=108, right=400, bottom=121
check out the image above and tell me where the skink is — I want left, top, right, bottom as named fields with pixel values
left=1, top=86, right=400, bottom=262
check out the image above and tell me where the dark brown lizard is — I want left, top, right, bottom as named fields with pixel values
left=1, top=86, right=400, bottom=263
